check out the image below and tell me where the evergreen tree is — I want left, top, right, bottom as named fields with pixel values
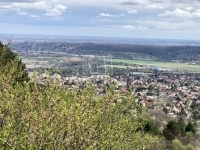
left=163, top=120, right=181, bottom=141
left=144, top=120, right=160, bottom=136
left=185, top=122, right=195, bottom=134
left=0, top=42, right=29, bottom=84
left=178, top=117, right=186, bottom=135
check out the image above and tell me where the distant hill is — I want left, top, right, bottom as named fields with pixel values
left=11, top=42, right=200, bottom=62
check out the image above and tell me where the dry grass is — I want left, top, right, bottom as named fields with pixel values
left=67, top=57, right=83, bottom=62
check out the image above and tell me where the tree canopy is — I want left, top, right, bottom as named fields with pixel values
left=0, top=42, right=29, bottom=85
left=0, top=78, right=161, bottom=149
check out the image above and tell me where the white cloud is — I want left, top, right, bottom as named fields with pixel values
left=137, top=26, right=148, bottom=30
left=0, top=5, right=12, bottom=9
left=0, top=1, right=51, bottom=10
left=30, top=14, right=38, bottom=17
left=123, top=25, right=136, bottom=29
left=54, top=4, right=67, bottom=10
left=122, top=25, right=147, bottom=30
left=146, top=4, right=164, bottom=9
left=136, top=19, right=200, bottom=31
left=17, top=11, right=28, bottom=15
left=193, top=9, right=200, bottom=17
left=98, top=13, right=117, bottom=17
left=186, top=7, right=192, bottom=11
left=158, top=8, right=192, bottom=18
left=44, top=4, right=67, bottom=17
left=156, top=25, right=177, bottom=30
left=127, top=10, right=138, bottom=14
left=0, top=1, right=66, bottom=17
left=158, top=8, right=200, bottom=19
left=98, top=19, right=113, bottom=23
left=0, top=0, right=41, bottom=2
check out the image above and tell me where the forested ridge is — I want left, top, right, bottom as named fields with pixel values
left=75, top=44, right=200, bottom=61
left=0, top=42, right=198, bottom=149
left=11, top=42, right=200, bottom=61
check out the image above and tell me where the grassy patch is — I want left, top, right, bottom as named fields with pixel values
left=105, top=65, right=126, bottom=68
left=106, top=59, right=200, bottom=72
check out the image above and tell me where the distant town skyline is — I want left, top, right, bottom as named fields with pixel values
left=0, top=0, right=200, bottom=40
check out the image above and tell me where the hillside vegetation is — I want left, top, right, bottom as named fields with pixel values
left=0, top=42, right=197, bottom=149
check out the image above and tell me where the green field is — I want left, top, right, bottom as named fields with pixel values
left=20, top=55, right=200, bottom=72
left=105, top=65, right=126, bottom=68
left=106, top=59, right=200, bottom=72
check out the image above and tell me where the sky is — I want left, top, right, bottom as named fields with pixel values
left=0, top=0, right=200, bottom=40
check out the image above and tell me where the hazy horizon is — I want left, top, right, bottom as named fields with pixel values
left=1, top=0, right=200, bottom=40
left=1, top=33, right=200, bottom=46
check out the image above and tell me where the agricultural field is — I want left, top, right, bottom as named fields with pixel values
left=20, top=55, right=84, bottom=69
left=20, top=55, right=200, bottom=73
left=106, top=58, right=200, bottom=72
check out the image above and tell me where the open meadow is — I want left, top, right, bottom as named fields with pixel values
left=20, top=55, right=200, bottom=72
left=20, top=55, right=84, bottom=69
left=106, top=58, right=200, bottom=72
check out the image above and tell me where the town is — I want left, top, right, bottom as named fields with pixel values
left=9, top=41, right=200, bottom=124
left=30, top=66, right=200, bottom=121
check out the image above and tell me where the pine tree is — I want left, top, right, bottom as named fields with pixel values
left=0, top=42, right=29, bottom=85
left=185, top=122, right=195, bottom=134
left=178, top=117, right=186, bottom=135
